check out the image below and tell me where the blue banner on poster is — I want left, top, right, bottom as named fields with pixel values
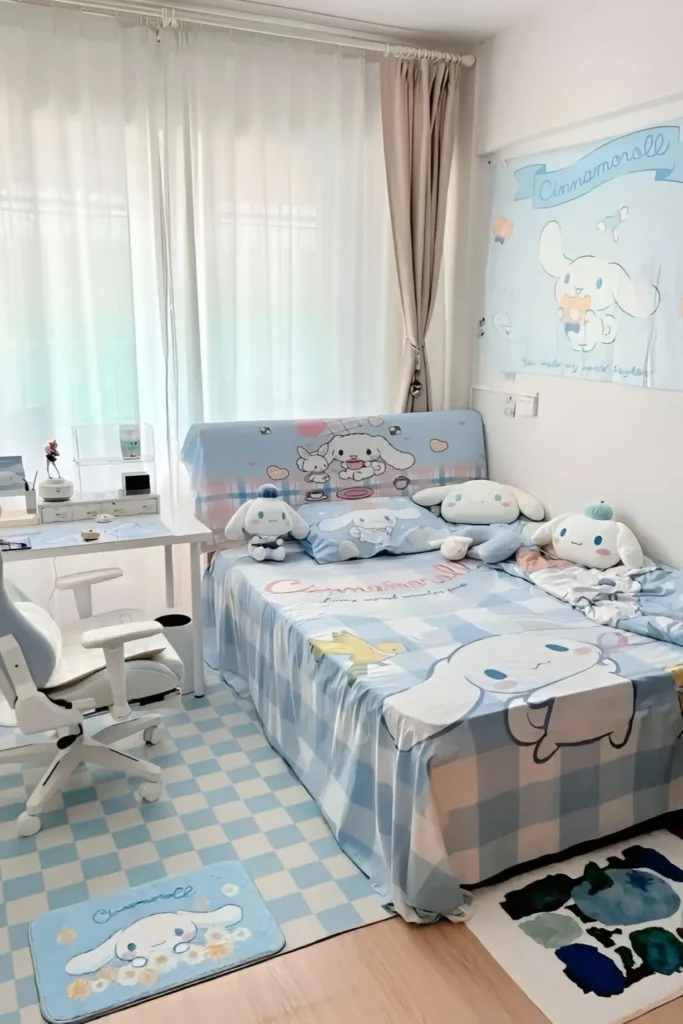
left=514, top=127, right=683, bottom=208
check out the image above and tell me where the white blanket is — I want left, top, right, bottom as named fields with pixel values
left=529, top=564, right=642, bottom=626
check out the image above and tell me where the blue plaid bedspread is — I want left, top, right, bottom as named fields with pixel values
left=203, top=548, right=683, bottom=923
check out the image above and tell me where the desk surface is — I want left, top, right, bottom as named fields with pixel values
left=0, top=512, right=212, bottom=561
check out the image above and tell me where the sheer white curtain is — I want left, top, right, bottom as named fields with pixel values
left=0, top=5, right=399, bottom=495
left=0, top=5, right=159, bottom=477
left=161, top=30, right=399, bottom=432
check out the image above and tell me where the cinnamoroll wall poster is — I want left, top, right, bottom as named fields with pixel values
left=485, top=123, right=683, bottom=389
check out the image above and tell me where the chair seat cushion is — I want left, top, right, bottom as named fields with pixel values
left=48, top=634, right=170, bottom=690
left=16, top=602, right=170, bottom=691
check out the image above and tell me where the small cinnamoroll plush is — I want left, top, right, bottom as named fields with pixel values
left=412, top=479, right=544, bottom=526
left=531, top=501, right=644, bottom=571
left=225, top=484, right=309, bottom=562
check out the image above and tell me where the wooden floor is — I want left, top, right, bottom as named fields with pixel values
left=107, top=912, right=683, bottom=1024
left=108, top=814, right=683, bottom=1024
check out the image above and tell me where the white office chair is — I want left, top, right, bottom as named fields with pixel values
left=0, top=553, right=184, bottom=837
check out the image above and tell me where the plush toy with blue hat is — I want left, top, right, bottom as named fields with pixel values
left=225, top=484, right=309, bottom=561
left=531, top=501, right=644, bottom=570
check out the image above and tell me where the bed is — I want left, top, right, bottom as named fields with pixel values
left=182, top=412, right=683, bottom=923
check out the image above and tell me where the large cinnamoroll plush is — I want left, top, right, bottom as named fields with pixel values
left=225, top=484, right=309, bottom=561
left=412, top=479, right=544, bottom=526
left=531, top=501, right=644, bottom=570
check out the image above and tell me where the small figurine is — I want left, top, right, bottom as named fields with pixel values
left=44, top=440, right=60, bottom=477
left=39, top=439, right=74, bottom=503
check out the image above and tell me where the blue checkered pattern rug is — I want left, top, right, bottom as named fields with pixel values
left=0, top=672, right=391, bottom=1024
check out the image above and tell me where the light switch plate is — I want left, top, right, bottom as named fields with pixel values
left=516, top=394, right=538, bottom=417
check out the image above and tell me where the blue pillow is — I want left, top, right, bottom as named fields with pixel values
left=298, top=497, right=451, bottom=563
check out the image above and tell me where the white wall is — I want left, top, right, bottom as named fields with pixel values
left=473, top=0, right=683, bottom=566
left=480, top=1, right=683, bottom=156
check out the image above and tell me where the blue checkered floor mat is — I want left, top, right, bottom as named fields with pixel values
left=0, top=673, right=391, bottom=1024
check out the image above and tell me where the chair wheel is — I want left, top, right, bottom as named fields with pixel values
left=17, top=812, right=41, bottom=837
left=143, top=726, right=161, bottom=746
left=139, top=780, right=162, bottom=803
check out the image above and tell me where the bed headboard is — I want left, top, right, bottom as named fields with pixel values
left=181, top=410, right=487, bottom=539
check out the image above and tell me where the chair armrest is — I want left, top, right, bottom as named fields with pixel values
left=55, top=568, right=125, bottom=620
left=55, top=569, right=124, bottom=591
left=80, top=621, right=164, bottom=720
left=81, top=621, right=164, bottom=651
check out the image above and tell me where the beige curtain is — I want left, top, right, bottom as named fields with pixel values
left=380, top=54, right=460, bottom=412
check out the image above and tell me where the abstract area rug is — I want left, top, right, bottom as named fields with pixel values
left=29, top=862, right=284, bottom=1023
left=466, top=831, right=683, bottom=1024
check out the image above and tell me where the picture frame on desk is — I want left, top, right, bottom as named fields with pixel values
left=0, top=456, right=27, bottom=497
left=121, top=470, right=152, bottom=496
left=0, top=456, right=40, bottom=528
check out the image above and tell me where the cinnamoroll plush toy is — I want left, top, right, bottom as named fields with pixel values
left=531, top=501, right=644, bottom=570
left=225, top=484, right=309, bottom=561
left=412, top=479, right=544, bottom=526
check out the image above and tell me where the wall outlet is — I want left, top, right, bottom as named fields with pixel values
left=504, top=394, right=516, bottom=417
left=516, top=394, right=539, bottom=417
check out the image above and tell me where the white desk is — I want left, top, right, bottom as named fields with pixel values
left=0, top=511, right=213, bottom=697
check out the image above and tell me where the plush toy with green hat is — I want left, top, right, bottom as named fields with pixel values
left=531, top=500, right=644, bottom=570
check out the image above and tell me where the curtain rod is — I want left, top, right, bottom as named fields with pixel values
left=14, top=0, right=475, bottom=64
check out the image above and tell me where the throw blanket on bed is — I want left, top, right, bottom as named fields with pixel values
left=203, top=547, right=683, bottom=925
left=515, top=549, right=683, bottom=644
left=514, top=549, right=642, bottom=626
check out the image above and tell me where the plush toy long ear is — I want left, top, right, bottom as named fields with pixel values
left=508, top=486, right=545, bottom=522
left=394, top=507, right=422, bottom=520
left=319, top=511, right=355, bottom=532
left=411, top=485, right=451, bottom=508
left=616, top=522, right=644, bottom=569
left=531, top=514, right=570, bottom=547
left=65, top=931, right=122, bottom=976
left=178, top=905, right=243, bottom=928
left=225, top=501, right=253, bottom=540
left=374, top=436, right=415, bottom=470
left=608, top=262, right=660, bottom=318
left=286, top=506, right=310, bottom=541
left=539, top=221, right=569, bottom=279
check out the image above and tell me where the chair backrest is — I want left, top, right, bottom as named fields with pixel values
left=0, top=553, right=57, bottom=704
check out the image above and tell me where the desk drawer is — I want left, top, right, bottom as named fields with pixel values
left=41, top=507, right=73, bottom=523
left=101, top=497, right=159, bottom=517
left=81, top=504, right=103, bottom=519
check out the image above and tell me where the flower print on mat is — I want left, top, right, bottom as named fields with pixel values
left=65, top=905, right=242, bottom=975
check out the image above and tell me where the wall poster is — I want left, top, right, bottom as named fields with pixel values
left=485, top=123, right=683, bottom=388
